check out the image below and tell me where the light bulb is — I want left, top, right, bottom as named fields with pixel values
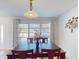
left=24, top=11, right=38, bottom=18
left=29, top=13, right=33, bottom=16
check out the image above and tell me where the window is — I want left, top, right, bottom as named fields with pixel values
left=41, top=24, right=50, bottom=37
left=29, top=24, right=40, bottom=37
left=17, top=23, right=50, bottom=39
left=18, top=24, right=28, bottom=38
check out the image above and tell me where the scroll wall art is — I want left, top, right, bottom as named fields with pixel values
left=65, top=16, right=78, bottom=32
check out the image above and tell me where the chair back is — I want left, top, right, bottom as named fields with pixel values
left=12, top=49, right=33, bottom=59
left=41, top=48, right=61, bottom=59
left=48, top=48, right=61, bottom=59
left=41, top=49, right=51, bottom=54
left=41, top=49, right=50, bottom=52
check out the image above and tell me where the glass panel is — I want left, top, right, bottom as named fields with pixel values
left=41, top=33, right=50, bottom=37
left=18, top=33, right=28, bottom=38
left=41, top=24, right=50, bottom=29
left=41, top=24, right=50, bottom=37
left=17, top=24, right=28, bottom=38
left=29, top=29, right=40, bottom=33
left=29, top=29, right=35, bottom=33
left=29, top=33, right=34, bottom=38
left=29, top=24, right=40, bottom=29
left=41, top=29, right=50, bottom=33
left=18, top=24, right=28, bottom=28
left=18, top=28, right=28, bottom=33
left=29, top=24, right=40, bottom=38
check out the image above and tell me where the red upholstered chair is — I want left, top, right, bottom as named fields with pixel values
left=41, top=48, right=61, bottom=59
left=12, top=49, right=33, bottom=59
left=48, top=49, right=61, bottom=59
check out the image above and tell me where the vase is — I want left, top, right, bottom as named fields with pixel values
left=36, top=40, right=39, bottom=52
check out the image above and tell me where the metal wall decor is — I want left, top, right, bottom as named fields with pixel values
left=65, top=16, right=78, bottom=32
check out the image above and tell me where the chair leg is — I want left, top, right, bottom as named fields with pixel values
left=41, top=57, right=43, bottom=59
left=57, top=56, right=60, bottom=59
left=57, top=58, right=59, bottom=59
left=35, top=57, right=36, bottom=59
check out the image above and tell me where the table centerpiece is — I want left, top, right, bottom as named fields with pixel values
left=34, top=31, right=41, bottom=52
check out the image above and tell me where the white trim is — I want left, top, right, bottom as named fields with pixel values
left=1, top=24, right=3, bottom=45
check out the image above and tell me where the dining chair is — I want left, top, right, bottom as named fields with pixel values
left=48, top=49, right=61, bottom=59
left=12, top=49, right=33, bottom=59
left=41, top=49, right=49, bottom=59
left=41, top=48, right=61, bottom=59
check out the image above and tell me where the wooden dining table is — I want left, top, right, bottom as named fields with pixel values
left=7, top=43, right=66, bottom=59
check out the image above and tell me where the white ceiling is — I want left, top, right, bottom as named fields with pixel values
left=0, top=0, right=77, bottom=17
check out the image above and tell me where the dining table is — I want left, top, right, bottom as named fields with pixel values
left=7, top=43, right=66, bottom=59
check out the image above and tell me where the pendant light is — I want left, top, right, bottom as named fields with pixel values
left=24, top=0, right=38, bottom=18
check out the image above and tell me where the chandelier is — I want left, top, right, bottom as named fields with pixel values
left=24, top=0, right=38, bottom=18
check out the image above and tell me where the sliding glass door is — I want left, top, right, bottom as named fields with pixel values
left=17, top=23, right=50, bottom=39
left=17, top=23, right=51, bottom=49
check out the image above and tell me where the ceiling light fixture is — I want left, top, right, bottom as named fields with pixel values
left=24, top=0, right=38, bottom=18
